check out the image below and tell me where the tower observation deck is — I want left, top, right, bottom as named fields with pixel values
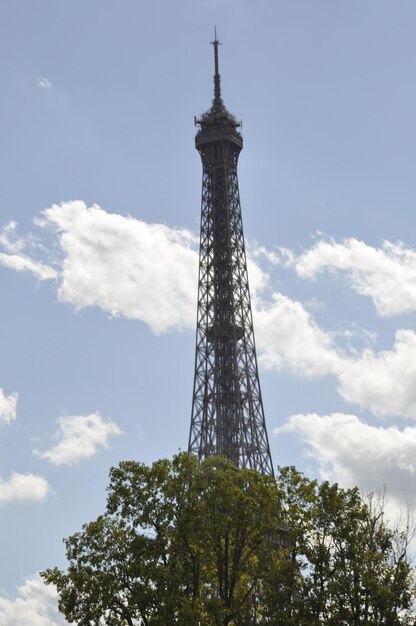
left=188, top=36, right=273, bottom=475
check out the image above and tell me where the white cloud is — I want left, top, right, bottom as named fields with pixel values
left=0, top=253, right=57, bottom=281
left=249, top=242, right=283, bottom=266
left=278, top=412, right=416, bottom=505
left=253, top=294, right=416, bottom=419
left=0, top=222, right=57, bottom=279
left=251, top=289, right=416, bottom=419
left=254, top=293, right=342, bottom=377
left=39, top=201, right=198, bottom=334
left=0, top=473, right=49, bottom=503
left=0, top=220, right=57, bottom=280
left=294, top=238, right=416, bottom=317
left=337, top=329, right=416, bottom=418
left=0, top=388, right=17, bottom=425
left=36, top=77, right=53, bottom=90
left=0, top=573, right=68, bottom=626
left=255, top=302, right=416, bottom=418
left=0, top=221, right=25, bottom=253
left=34, top=413, right=122, bottom=466
left=247, top=256, right=269, bottom=296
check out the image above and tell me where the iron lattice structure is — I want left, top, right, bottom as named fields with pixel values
left=188, top=37, right=273, bottom=475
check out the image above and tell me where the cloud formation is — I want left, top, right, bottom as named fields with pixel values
left=0, top=573, right=67, bottom=626
left=0, top=221, right=25, bottom=253
left=34, top=413, right=122, bottom=466
left=36, top=77, right=53, bottom=90
left=0, top=473, right=49, bottom=503
left=255, top=293, right=342, bottom=377
left=256, top=309, right=416, bottom=419
left=278, top=412, right=416, bottom=504
left=337, top=330, right=416, bottom=417
left=40, top=201, right=198, bottom=334
left=0, top=388, right=17, bottom=425
left=0, top=253, right=57, bottom=281
left=0, top=221, right=57, bottom=280
left=254, top=296, right=416, bottom=419
left=294, top=238, right=416, bottom=317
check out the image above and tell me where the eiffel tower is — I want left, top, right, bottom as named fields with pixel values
left=188, top=35, right=273, bottom=475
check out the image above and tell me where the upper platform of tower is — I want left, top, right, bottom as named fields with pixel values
left=195, top=36, right=243, bottom=150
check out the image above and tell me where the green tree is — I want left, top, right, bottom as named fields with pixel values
left=42, top=455, right=416, bottom=625
left=43, top=454, right=283, bottom=625
left=271, top=466, right=416, bottom=626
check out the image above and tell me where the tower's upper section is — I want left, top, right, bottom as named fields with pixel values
left=195, top=34, right=243, bottom=151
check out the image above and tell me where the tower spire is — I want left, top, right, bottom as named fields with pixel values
left=211, top=27, right=222, bottom=104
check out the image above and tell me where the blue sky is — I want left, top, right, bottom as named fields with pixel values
left=2, top=1, right=416, bottom=622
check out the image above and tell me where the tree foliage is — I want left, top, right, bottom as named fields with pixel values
left=42, top=454, right=416, bottom=625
